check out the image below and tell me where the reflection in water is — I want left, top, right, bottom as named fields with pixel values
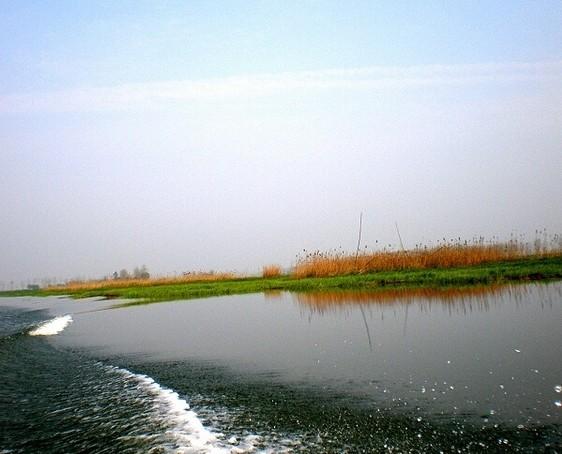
left=358, top=305, right=372, bottom=351
left=290, top=283, right=559, bottom=315
left=290, top=284, right=562, bottom=351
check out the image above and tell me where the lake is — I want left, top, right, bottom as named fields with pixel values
left=1, top=282, right=561, bottom=452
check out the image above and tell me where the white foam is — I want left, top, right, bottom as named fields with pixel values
left=108, top=366, right=263, bottom=453
left=29, top=315, right=73, bottom=336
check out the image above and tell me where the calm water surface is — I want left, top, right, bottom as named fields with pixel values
left=1, top=283, right=561, bottom=452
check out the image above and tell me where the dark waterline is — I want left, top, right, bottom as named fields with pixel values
left=1, top=283, right=561, bottom=452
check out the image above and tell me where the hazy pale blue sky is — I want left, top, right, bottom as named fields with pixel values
left=1, top=1, right=561, bottom=284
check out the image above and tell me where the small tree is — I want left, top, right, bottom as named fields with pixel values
left=132, top=265, right=150, bottom=279
left=139, top=265, right=150, bottom=279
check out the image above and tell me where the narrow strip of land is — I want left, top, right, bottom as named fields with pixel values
left=2, top=256, right=561, bottom=305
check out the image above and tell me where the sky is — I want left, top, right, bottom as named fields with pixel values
left=1, top=1, right=562, bottom=286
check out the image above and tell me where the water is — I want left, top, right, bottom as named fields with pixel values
left=1, top=283, right=561, bottom=452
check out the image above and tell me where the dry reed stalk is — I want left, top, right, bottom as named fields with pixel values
left=262, top=264, right=282, bottom=278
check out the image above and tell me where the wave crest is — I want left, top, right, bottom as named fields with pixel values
left=107, top=366, right=262, bottom=453
left=29, top=315, right=73, bottom=336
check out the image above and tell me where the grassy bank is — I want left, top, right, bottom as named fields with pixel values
left=3, top=255, right=562, bottom=304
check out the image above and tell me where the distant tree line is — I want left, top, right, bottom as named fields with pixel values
left=111, top=265, right=150, bottom=280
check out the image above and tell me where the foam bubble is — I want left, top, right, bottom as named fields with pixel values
left=29, top=315, right=73, bottom=336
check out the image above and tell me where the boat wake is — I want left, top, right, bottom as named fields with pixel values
left=23, top=314, right=266, bottom=451
left=28, top=315, right=73, bottom=336
left=106, top=365, right=263, bottom=453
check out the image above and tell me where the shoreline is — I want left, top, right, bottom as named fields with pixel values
left=2, top=255, right=562, bottom=304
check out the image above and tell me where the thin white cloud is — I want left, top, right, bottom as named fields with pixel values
left=2, top=61, right=561, bottom=113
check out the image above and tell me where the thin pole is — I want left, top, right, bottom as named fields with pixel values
left=395, top=221, right=405, bottom=252
left=355, top=212, right=363, bottom=269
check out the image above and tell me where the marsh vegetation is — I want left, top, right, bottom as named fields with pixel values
left=2, top=235, right=561, bottom=304
left=294, top=233, right=562, bottom=277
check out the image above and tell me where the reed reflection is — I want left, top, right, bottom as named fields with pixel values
left=289, top=283, right=557, bottom=316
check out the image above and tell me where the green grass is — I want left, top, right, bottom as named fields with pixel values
left=2, top=255, right=562, bottom=305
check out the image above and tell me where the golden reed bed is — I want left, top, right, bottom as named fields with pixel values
left=49, top=272, right=238, bottom=292
left=292, top=239, right=561, bottom=278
